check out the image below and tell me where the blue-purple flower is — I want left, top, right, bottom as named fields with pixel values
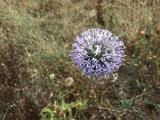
left=71, top=28, right=125, bottom=78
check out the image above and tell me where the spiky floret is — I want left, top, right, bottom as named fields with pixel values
left=71, top=28, right=125, bottom=78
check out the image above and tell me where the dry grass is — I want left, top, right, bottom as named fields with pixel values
left=0, top=0, right=160, bottom=119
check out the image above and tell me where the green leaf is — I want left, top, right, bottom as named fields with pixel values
left=119, top=98, right=134, bottom=109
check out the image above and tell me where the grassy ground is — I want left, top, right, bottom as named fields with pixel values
left=0, top=0, right=160, bottom=119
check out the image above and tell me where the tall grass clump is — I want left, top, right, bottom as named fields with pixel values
left=0, top=0, right=160, bottom=120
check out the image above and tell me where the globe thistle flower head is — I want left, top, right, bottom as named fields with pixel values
left=71, top=28, right=125, bottom=78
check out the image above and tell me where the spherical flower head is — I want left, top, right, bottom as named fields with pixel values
left=71, top=28, right=125, bottom=78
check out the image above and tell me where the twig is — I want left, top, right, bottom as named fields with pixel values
left=1, top=106, right=10, bottom=120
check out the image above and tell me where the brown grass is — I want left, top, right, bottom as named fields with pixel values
left=0, top=0, right=160, bottom=119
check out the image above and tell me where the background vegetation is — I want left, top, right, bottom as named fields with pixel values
left=0, top=0, right=160, bottom=119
